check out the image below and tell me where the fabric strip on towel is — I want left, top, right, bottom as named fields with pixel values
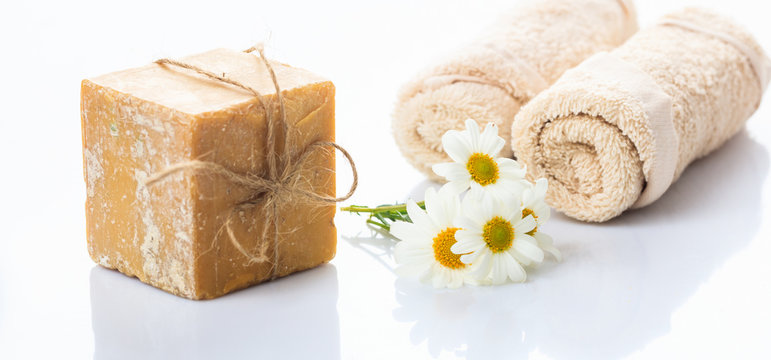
left=512, top=7, right=771, bottom=222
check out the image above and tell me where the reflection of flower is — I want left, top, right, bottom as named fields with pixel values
left=432, top=119, right=527, bottom=200
left=392, top=187, right=473, bottom=288
left=392, top=278, right=476, bottom=357
left=453, top=194, right=542, bottom=284
left=389, top=133, right=767, bottom=359
left=461, top=288, right=543, bottom=360
left=392, top=278, right=546, bottom=359
left=521, top=178, right=561, bottom=261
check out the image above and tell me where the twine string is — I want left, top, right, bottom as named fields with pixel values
left=146, top=44, right=358, bottom=279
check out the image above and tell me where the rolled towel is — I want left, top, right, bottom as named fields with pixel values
left=392, top=0, right=638, bottom=181
left=512, top=8, right=771, bottom=222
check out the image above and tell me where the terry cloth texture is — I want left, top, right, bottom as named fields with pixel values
left=392, top=0, right=638, bottom=181
left=512, top=7, right=771, bottom=222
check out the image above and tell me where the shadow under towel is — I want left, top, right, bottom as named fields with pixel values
left=512, top=7, right=771, bottom=222
left=392, top=0, right=638, bottom=181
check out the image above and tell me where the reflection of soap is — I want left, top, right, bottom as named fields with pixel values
left=81, top=48, right=337, bottom=299
left=90, top=264, right=340, bottom=359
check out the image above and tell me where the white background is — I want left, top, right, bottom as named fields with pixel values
left=1, top=0, right=770, bottom=359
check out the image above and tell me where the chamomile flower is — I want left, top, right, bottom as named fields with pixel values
left=432, top=119, right=527, bottom=200
left=521, top=178, right=561, bottom=262
left=452, top=193, right=544, bottom=285
left=392, top=187, right=473, bottom=288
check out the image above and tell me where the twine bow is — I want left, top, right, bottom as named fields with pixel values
left=145, top=44, right=358, bottom=279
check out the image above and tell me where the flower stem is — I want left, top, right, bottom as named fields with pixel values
left=341, top=201, right=425, bottom=232
left=365, top=219, right=389, bottom=230
left=340, top=203, right=413, bottom=213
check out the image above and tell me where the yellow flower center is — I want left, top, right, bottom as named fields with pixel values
left=432, top=227, right=467, bottom=269
left=466, top=153, right=499, bottom=186
left=482, top=216, right=514, bottom=253
left=522, top=208, right=538, bottom=236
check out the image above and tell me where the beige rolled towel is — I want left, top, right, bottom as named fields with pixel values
left=512, top=8, right=771, bottom=222
left=392, top=0, right=638, bottom=181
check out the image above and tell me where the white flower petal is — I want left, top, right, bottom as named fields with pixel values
left=488, top=191, right=518, bottom=220
left=406, top=200, right=436, bottom=233
left=513, top=237, right=545, bottom=264
left=497, top=157, right=525, bottom=172
left=389, top=221, right=413, bottom=242
left=496, top=178, right=527, bottom=197
left=454, top=227, right=475, bottom=240
left=423, top=187, right=446, bottom=228
left=543, top=245, right=562, bottom=262
left=432, top=267, right=449, bottom=288
left=390, top=221, right=430, bottom=244
left=455, top=210, right=482, bottom=230
left=479, top=193, right=496, bottom=222
left=488, top=136, right=505, bottom=157
left=448, top=272, right=464, bottom=288
left=441, top=179, right=471, bottom=196
left=451, top=238, right=484, bottom=255
left=394, top=242, right=433, bottom=263
left=490, top=254, right=507, bottom=285
left=459, top=252, right=476, bottom=264
left=504, top=252, right=527, bottom=282
left=464, top=119, right=481, bottom=152
left=510, top=248, right=533, bottom=267
left=534, top=203, right=551, bottom=224
left=418, top=266, right=435, bottom=284
left=479, top=122, right=504, bottom=156
left=461, top=193, right=490, bottom=226
left=522, top=189, right=534, bottom=208
left=439, top=186, right=461, bottom=226
left=534, top=178, right=548, bottom=199
left=441, top=130, right=472, bottom=163
left=533, top=231, right=553, bottom=246
left=468, top=182, right=487, bottom=203
left=396, top=253, right=435, bottom=269
left=515, top=215, right=537, bottom=235
left=395, top=263, right=431, bottom=277
left=432, top=162, right=469, bottom=182
left=470, top=249, right=492, bottom=279
left=534, top=232, right=561, bottom=261
left=519, top=234, right=538, bottom=248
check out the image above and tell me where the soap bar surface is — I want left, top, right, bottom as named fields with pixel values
left=81, top=48, right=336, bottom=299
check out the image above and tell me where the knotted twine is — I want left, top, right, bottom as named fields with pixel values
left=145, top=44, right=358, bottom=279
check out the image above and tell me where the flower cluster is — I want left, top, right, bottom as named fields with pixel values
left=392, top=119, right=561, bottom=288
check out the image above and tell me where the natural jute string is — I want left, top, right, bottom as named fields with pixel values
left=145, top=44, right=358, bottom=280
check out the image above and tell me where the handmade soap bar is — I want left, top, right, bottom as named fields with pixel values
left=81, top=48, right=337, bottom=299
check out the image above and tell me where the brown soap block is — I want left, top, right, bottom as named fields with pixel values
left=81, top=48, right=337, bottom=299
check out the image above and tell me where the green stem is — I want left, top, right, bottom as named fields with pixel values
left=341, top=201, right=426, bottom=233
left=340, top=202, right=423, bottom=213
left=365, top=219, right=390, bottom=230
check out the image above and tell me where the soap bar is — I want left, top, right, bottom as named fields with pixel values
left=81, top=48, right=337, bottom=299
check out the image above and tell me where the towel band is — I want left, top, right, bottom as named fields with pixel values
left=577, top=52, right=678, bottom=208
left=659, top=19, right=771, bottom=94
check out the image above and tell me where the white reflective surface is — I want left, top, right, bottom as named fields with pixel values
left=337, top=131, right=771, bottom=360
left=1, top=0, right=771, bottom=359
left=90, top=265, right=340, bottom=360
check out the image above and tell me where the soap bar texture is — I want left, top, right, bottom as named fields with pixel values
left=81, top=49, right=336, bottom=299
